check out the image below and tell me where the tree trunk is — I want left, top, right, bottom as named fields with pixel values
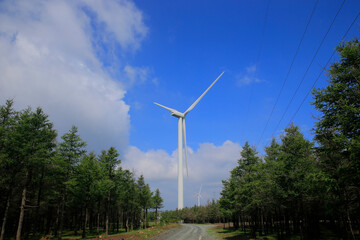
left=105, top=191, right=110, bottom=236
left=16, top=169, right=32, bottom=240
left=53, top=202, right=61, bottom=237
left=45, top=206, right=53, bottom=235
left=232, top=216, right=238, bottom=229
left=97, top=212, right=100, bottom=234
left=88, top=210, right=92, bottom=233
left=16, top=185, right=27, bottom=240
left=0, top=191, right=11, bottom=240
left=116, top=209, right=119, bottom=233
left=347, top=209, right=355, bottom=240
left=144, top=209, right=147, bottom=229
left=35, top=166, right=45, bottom=233
left=97, top=199, right=100, bottom=234
left=285, top=213, right=290, bottom=236
left=82, top=207, right=88, bottom=239
left=57, top=192, right=66, bottom=240
left=260, top=209, right=264, bottom=236
left=74, top=209, right=79, bottom=235
left=125, top=216, right=129, bottom=232
left=155, top=207, right=158, bottom=224
left=130, top=211, right=134, bottom=231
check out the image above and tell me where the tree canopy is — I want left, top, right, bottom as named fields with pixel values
left=0, top=102, right=163, bottom=240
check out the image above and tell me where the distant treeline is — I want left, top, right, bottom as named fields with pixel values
left=162, top=38, right=360, bottom=240
left=161, top=200, right=221, bottom=224
left=0, top=102, right=163, bottom=240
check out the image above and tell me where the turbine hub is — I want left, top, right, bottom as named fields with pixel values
left=171, top=111, right=185, bottom=118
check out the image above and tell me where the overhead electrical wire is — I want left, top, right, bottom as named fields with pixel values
left=257, top=0, right=319, bottom=145
left=270, top=0, right=346, bottom=137
left=242, top=0, right=271, bottom=138
left=255, top=0, right=271, bottom=69
left=288, top=11, right=360, bottom=124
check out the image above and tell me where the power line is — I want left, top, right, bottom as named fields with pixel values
left=243, top=0, right=271, bottom=138
left=257, top=0, right=319, bottom=145
left=288, top=11, right=360, bottom=124
left=271, top=0, right=346, bottom=137
left=255, top=0, right=271, bottom=68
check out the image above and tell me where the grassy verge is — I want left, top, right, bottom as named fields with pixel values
left=46, top=224, right=180, bottom=240
left=208, top=225, right=281, bottom=240
left=208, top=224, right=354, bottom=240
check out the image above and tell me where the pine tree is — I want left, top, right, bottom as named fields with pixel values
left=11, top=107, right=57, bottom=240
left=56, top=126, right=86, bottom=239
left=152, top=188, right=164, bottom=223
left=67, top=152, right=100, bottom=238
left=98, top=147, right=120, bottom=236
left=312, top=37, right=360, bottom=238
left=0, top=100, right=18, bottom=240
left=137, top=175, right=152, bottom=229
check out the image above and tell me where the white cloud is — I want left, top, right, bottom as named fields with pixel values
left=236, top=64, right=263, bottom=87
left=123, top=140, right=242, bottom=209
left=246, top=65, right=257, bottom=73
left=0, top=0, right=147, bottom=152
left=123, top=140, right=242, bottom=182
left=189, top=141, right=242, bottom=181
left=123, top=146, right=178, bottom=179
left=83, top=0, right=147, bottom=51
left=124, top=65, right=149, bottom=87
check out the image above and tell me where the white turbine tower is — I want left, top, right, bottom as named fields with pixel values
left=154, top=72, right=224, bottom=210
left=196, top=184, right=202, bottom=207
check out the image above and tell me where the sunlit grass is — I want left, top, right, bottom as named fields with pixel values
left=208, top=224, right=358, bottom=240
left=209, top=225, right=283, bottom=240
left=56, top=223, right=180, bottom=240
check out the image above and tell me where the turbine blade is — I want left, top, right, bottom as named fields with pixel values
left=154, top=102, right=177, bottom=112
left=182, top=118, right=189, bottom=177
left=184, top=72, right=224, bottom=115
left=199, top=184, right=202, bottom=194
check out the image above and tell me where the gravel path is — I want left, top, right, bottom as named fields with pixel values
left=149, top=224, right=215, bottom=240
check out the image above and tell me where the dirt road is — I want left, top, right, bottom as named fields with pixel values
left=149, top=224, right=215, bottom=240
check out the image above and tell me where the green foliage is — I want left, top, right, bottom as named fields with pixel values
left=161, top=200, right=221, bottom=224
left=57, top=126, right=87, bottom=175
left=137, top=175, right=153, bottom=210
left=0, top=103, right=57, bottom=240
left=0, top=99, right=18, bottom=188
left=68, top=152, right=100, bottom=203
left=219, top=125, right=326, bottom=238
left=312, top=38, right=360, bottom=143
left=312, top=37, right=360, bottom=239
left=152, top=188, right=164, bottom=211
left=99, top=146, right=120, bottom=178
left=0, top=100, right=157, bottom=239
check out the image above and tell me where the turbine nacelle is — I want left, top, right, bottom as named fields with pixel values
left=171, top=111, right=185, bottom=118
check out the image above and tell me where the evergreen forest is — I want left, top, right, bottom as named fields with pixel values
left=0, top=104, right=163, bottom=240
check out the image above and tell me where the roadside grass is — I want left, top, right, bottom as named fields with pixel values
left=208, top=224, right=355, bottom=240
left=208, top=225, right=291, bottom=240
left=44, top=223, right=180, bottom=240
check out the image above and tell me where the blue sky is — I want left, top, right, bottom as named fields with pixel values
left=0, top=0, right=359, bottom=210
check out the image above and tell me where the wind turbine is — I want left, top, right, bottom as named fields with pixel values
left=196, top=184, right=202, bottom=207
left=154, top=72, right=224, bottom=210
